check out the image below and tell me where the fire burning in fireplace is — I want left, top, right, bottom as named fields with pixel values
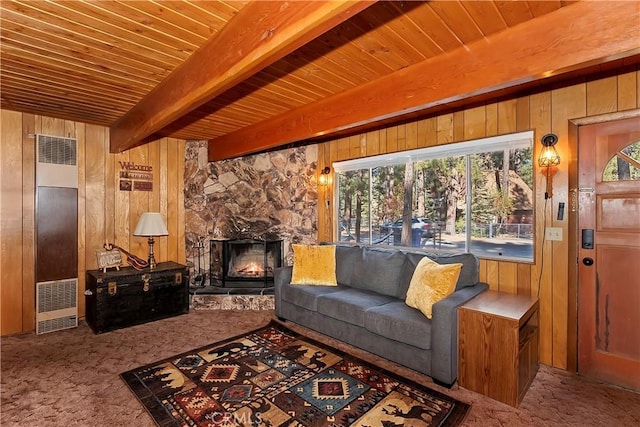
left=228, top=245, right=275, bottom=278
left=232, top=261, right=274, bottom=278
left=210, top=239, right=282, bottom=287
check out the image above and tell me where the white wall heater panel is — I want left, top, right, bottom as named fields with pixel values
left=36, top=134, right=78, bottom=188
left=36, top=279, right=78, bottom=335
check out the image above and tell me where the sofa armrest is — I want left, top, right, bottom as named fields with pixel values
left=274, top=266, right=293, bottom=317
left=430, top=282, right=489, bottom=385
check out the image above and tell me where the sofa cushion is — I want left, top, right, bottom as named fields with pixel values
left=364, top=301, right=432, bottom=350
left=291, top=244, right=337, bottom=286
left=405, top=257, right=461, bottom=319
left=281, top=283, right=345, bottom=311
left=316, top=289, right=396, bottom=327
left=335, top=245, right=361, bottom=286
left=405, top=251, right=479, bottom=290
left=350, top=247, right=410, bottom=298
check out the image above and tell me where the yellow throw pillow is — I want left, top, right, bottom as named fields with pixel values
left=405, top=257, right=462, bottom=319
left=290, top=244, right=338, bottom=286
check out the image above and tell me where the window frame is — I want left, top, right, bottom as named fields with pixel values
left=332, top=131, right=535, bottom=263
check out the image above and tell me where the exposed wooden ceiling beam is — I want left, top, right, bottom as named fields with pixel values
left=208, top=1, right=640, bottom=161
left=109, top=0, right=375, bottom=153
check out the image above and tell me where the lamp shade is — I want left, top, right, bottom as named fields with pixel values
left=538, top=133, right=561, bottom=167
left=538, top=145, right=561, bottom=167
left=133, top=212, right=169, bottom=237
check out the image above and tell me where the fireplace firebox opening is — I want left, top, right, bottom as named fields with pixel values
left=209, top=239, right=282, bottom=288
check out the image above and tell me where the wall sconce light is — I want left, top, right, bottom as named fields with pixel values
left=319, top=166, right=331, bottom=186
left=538, top=133, right=561, bottom=199
left=133, top=212, right=169, bottom=269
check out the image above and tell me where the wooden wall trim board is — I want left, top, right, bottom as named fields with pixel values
left=0, top=113, right=186, bottom=335
left=20, top=113, right=36, bottom=332
left=567, top=120, right=580, bottom=373
left=1, top=109, right=25, bottom=335
left=316, top=69, right=639, bottom=369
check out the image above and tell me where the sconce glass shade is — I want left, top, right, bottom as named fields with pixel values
left=319, top=166, right=331, bottom=186
left=538, top=133, right=561, bottom=167
left=134, top=212, right=169, bottom=236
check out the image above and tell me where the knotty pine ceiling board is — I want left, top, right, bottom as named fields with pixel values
left=0, top=0, right=246, bottom=128
left=151, top=0, right=569, bottom=143
left=493, top=0, right=535, bottom=26
left=181, top=2, right=564, bottom=144
left=267, top=61, right=344, bottom=99
left=13, top=1, right=194, bottom=62
left=111, top=1, right=220, bottom=40
left=298, top=34, right=382, bottom=85
left=427, top=1, right=484, bottom=45
left=2, top=27, right=162, bottom=89
left=250, top=38, right=366, bottom=105
left=170, top=3, right=429, bottom=140
left=164, top=0, right=247, bottom=24
left=249, top=73, right=321, bottom=107
left=167, top=2, right=461, bottom=141
left=73, top=1, right=207, bottom=48
left=460, top=1, right=507, bottom=35
left=309, top=17, right=399, bottom=82
left=399, top=2, right=464, bottom=52
left=0, top=8, right=179, bottom=83
left=0, top=0, right=600, bottom=151
left=0, top=20, right=153, bottom=93
left=345, top=8, right=426, bottom=71
left=528, top=1, right=565, bottom=17
left=375, top=2, right=442, bottom=59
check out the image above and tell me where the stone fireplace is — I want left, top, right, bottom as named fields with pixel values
left=184, top=141, right=318, bottom=293
left=184, top=140, right=319, bottom=301
left=210, top=239, right=282, bottom=288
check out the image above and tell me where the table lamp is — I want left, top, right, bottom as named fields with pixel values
left=133, top=212, right=168, bottom=269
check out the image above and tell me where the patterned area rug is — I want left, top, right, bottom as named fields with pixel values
left=121, top=321, right=469, bottom=426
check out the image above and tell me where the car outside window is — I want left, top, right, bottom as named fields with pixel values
left=334, top=131, right=534, bottom=262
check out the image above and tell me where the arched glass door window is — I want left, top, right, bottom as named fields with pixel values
left=603, top=141, right=640, bottom=181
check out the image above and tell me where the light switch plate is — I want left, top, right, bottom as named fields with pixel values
left=545, top=227, right=563, bottom=241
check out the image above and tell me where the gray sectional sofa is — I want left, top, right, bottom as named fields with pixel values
left=274, top=244, right=488, bottom=386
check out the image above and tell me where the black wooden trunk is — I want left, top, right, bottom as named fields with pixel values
left=85, top=262, right=189, bottom=334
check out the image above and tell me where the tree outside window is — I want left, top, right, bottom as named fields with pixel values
left=335, top=132, right=534, bottom=262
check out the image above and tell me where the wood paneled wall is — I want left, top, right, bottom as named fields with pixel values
left=0, top=111, right=185, bottom=335
left=1, top=70, right=638, bottom=366
left=317, top=70, right=640, bottom=369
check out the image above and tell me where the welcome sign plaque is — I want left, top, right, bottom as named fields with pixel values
left=118, top=161, right=153, bottom=192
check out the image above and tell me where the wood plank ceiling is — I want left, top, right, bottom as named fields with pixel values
left=1, top=1, right=639, bottom=161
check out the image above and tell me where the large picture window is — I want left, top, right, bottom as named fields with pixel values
left=334, top=131, right=534, bottom=262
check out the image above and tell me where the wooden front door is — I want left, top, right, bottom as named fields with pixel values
left=577, top=116, right=640, bottom=391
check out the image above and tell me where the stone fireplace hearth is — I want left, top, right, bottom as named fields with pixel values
left=184, top=140, right=318, bottom=307
left=191, top=294, right=275, bottom=310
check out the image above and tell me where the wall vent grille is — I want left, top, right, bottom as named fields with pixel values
left=37, top=135, right=77, bottom=165
left=36, top=134, right=78, bottom=188
left=36, top=279, right=78, bottom=335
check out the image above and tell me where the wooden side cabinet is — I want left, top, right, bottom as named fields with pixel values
left=458, top=291, right=539, bottom=407
left=85, top=261, right=189, bottom=334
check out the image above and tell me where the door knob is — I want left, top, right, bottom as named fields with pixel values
left=582, top=257, right=594, bottom=266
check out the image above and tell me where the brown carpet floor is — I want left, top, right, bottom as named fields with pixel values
left=1, top=310, right=639, bottom=426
